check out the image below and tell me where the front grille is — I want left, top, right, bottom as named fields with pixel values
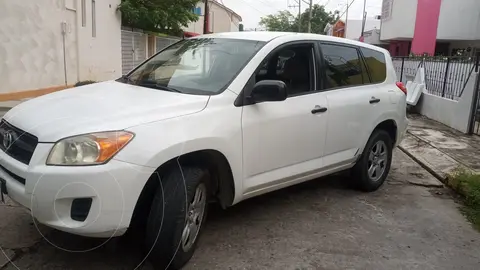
left=0, top=120, right=38, bottom=164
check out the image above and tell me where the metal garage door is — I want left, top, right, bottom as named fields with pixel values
left=156, top=36, right=180, bottom=53
left=121, top=30, right=147, bottom=75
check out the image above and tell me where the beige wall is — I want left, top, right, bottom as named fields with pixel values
left=0, top=0, right=121, bottom=95
left=184, top=1, right=241, bottom=34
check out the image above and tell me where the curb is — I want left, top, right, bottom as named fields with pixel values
left=398, top=145, right=447, bottom=185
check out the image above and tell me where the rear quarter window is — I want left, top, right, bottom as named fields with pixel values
left=360, top=47, right=387, bottom=83
left=320, top=43, right=368, bottom=88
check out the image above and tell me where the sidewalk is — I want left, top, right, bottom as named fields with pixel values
left=0, top=99, right=47, bottom=268
left=399, top=114, right=480, bottom=181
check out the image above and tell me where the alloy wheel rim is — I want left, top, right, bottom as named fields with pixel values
left=181, top=183, right=206, bottom=252
left=367, top=140, right=387, bottom=182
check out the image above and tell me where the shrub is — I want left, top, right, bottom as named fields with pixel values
left=74, top=80, right=97, bottom=87
left=448, top=168, right=480, bottom=230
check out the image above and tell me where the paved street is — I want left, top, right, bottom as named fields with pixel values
left=1, top=149, right=480, bottom=270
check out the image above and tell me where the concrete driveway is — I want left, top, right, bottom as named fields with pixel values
left=1, top=150, right=480, bottom=269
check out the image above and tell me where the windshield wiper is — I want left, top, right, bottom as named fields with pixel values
left=137, top=81, right=182, bottom=93
left=117, top=75, right=135, bottom=84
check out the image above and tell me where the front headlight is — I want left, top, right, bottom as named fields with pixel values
left=47, top=131, right=134, bottom=166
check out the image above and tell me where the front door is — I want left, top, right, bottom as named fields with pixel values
left=241, top=42, right=328, bottom=193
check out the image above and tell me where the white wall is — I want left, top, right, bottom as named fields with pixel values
left=346, top=19, right=380, bottom=40
left=416, top=72, right=479, bottom=133
left=437, top=0, right=480, bottom=41
left=380, top=0, right=417, bottom=40
left=380, top=0, right=480, bottom=41
left=363, top=29, right=387, bottom=46
left=76, top=0, right=122, bottom=81
left=0, top=0, right=75, bottom=93
left=0, top=0, right=121, bottom=95
left=210, top=2, right=240, bottom=33
left=231, top=16, right=241, bottom=32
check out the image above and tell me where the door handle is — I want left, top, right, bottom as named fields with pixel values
left=311, top=106, right=327, bottom=114
left=369, top=97, right=381, bottom=104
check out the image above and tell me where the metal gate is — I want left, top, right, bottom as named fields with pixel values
left=470, top=72, right=480, bottom=135
left=155, top=36, right=180, bottom=53
left=121, top=30, right=147, bottom=74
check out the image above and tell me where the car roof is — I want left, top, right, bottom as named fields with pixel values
left=194, top=31, right=388, bottom=54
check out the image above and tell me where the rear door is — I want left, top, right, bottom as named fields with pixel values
left=318, top=42, right=389, bottom=168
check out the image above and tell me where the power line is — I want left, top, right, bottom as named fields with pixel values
left=257, top=0, right=284, bottom=13
left=236, top=0, right=271, bottom=16
left=338, top=0, right=356, bottom=18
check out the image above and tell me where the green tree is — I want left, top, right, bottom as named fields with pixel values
left=259, top=11, right=295, bottom=32
left=260, top=4, right=339, bottom=34
left=118, top=0, right=199, bottom=35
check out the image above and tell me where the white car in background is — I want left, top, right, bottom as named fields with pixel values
left=0, top=32, right=407, bottom=269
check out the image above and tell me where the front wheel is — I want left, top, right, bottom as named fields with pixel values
left=351, top=130, right=393, bottom=192
left=145, top=166, right=209, bottom=269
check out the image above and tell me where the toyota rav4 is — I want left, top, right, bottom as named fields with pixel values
left=0, top=32, right=407, bottom=269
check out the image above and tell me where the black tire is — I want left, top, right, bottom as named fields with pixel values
left=145, top=165, right=209, bottom=270
left=351, top=129, right=393, bottom=192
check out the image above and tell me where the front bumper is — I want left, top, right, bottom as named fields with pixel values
left=0, top=143, right=155, bottom=238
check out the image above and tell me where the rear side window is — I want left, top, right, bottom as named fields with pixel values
left=360, top=47, right=387, bottom=83
left=320, top=43, right=368, bottom=88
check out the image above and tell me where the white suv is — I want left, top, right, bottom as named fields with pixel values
left=0, top=32, right=407, bottom=269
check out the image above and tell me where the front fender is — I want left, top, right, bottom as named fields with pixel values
left=113, top=104, right=244, bottom=204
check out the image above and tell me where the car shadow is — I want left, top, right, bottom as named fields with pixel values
left=32, top=172, right=359, bottom=270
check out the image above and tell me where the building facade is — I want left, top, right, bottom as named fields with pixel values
left=0, top=0, right=122, bottom=98
left=121, top=0, right=242, bottom=74
left=0, top=0, right=242, bottom=99
left=184, top=0, right=242, bottom=35
left=380, top=0, right=480, bottom=56
left=324, top=18, right=384, bottom=48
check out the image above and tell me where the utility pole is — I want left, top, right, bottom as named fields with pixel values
left=345, top=0, right=349, bottom=38
left=288, top=0, right=301, bottom=32
left=203, top=0, right=209, bottom=34
left=360, top=0, right=367, bottom=39
left=298, top=0, right=301, bottom=32
left=307, top=0, right=313, bottom=33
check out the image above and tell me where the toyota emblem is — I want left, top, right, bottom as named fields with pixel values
left=2, top=130, right=14, bottom=149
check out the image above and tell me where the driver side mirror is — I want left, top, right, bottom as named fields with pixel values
left=250, top=80, right=287, bottom=103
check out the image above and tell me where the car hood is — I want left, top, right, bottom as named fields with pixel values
left=3, top=81, right=210, bottom=142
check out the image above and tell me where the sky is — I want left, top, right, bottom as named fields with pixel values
left=220, top=0, right=383, bottom=29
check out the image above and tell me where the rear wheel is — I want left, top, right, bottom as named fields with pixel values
left=352, top=130, right=393, bottom=192
left=145, top=165, right=209, bottom=269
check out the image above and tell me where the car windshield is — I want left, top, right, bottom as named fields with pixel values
left=121, top=38, right=265, bottom=95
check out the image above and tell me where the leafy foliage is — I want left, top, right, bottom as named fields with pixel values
left=118, top=0, right=199, bottom=35
left=448, top=168, right=480, bottom=230
left=74, top=80, right=97, bottom=87
left=260, top=4, right=339, bottom=34
left=259, top=11, right=296, bottom=32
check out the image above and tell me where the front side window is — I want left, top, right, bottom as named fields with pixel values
left=123, top=38, right=265, bottom=95
left=255, top=44, right=315, bottom=96
left=320, top=43, right=367, bottom=88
